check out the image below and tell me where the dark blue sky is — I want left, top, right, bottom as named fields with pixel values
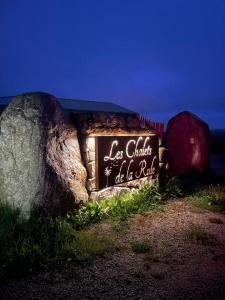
left=1, top=0, right=225, bottom=128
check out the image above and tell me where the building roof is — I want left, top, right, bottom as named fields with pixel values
left=0, top=96, right=135, bottom=115
left=167, top=111, right=209, bottom=128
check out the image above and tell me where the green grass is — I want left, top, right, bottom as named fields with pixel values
left=131, top=240, right=151, bottom=253
left=68, top=178, right=183, bottom=226
left=183, top=225, right=218, bottom=246
left=0, top=178, right=182, bottom=276
left=0, top=205, right=114, bottom=276
left=188, top=185, right=225, bottom=212
left=71, top=231, right=114, bottom=262
left=110, top=220, right=129, bottom=233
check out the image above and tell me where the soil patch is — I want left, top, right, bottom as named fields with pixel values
left=1, top=199, right=225, bottom=300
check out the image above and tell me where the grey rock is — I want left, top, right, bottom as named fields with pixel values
left=86, top=150, right=95, bottom=162
left=87, top=178, right=96, bottom=191
left=0, top=92, right=88, bottom=218
left=86, top=137, right=95, bottom=152
left=90, top=186, right=130, bottom=201
left=86, top=161, right=95, bottom=178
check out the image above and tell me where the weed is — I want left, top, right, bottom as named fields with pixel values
left=160, top=177, right=183, bottom=199
left=183, top=225, right=218, bottom=246
left=68, top=182, right=167, bottom=225
left=81, top=179, right=182, bottom=223
left=131, top=240, right=151, bottom=253
left=188, top=185, right=225, bottom=212
left=143, top=246, right=168, bottom=263
left=132, top=214, right=146, bottom=226
left=68, top=201, right=105, bottom=229
left=72, top=231, right=115, bottom=262
left=111, top=220, right=129, bottom=233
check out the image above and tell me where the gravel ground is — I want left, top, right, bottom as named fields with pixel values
left=1, top=199, right=225, bottom=300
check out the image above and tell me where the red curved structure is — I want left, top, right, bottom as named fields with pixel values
left=166, top=111, right=210, bottom=176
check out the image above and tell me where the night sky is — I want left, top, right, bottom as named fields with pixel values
left=0, top=0, right=225, bottom=129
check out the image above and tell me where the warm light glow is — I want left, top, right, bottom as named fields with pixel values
left=96, top=135, right=158, bottom=189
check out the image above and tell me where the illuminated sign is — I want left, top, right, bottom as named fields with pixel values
left=95, top=135, right=159, bottom=189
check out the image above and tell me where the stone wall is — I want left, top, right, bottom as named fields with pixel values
left=72, top=112, right=166, bottom=200
left=81, top=136, right=96, bottom=191
left=0, top=93, right=168, bottom=214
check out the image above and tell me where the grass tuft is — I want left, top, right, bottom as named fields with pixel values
left=131, top=240, right=151, bottom=254
left=111, top=220, right=129, bottom=233
left=188, top=185, right=225, bottom=212
left=160, top=177, right=183, bottom=199
left=72, top=231, right=115, bottom=262
left=183, top=225, right=218, bottom=246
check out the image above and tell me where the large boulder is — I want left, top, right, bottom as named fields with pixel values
left=0, top=92, right=88, bottom=218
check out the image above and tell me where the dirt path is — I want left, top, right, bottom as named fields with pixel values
left=1, top=199, right=225, bottom=300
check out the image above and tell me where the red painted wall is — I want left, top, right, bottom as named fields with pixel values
left=166, top=111, right=210, bottom=176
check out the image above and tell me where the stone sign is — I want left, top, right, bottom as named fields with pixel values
left=95, top=135, right=159, bottom=189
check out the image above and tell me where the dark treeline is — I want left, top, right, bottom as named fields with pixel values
left=211, top=130, right=225, bottom=154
